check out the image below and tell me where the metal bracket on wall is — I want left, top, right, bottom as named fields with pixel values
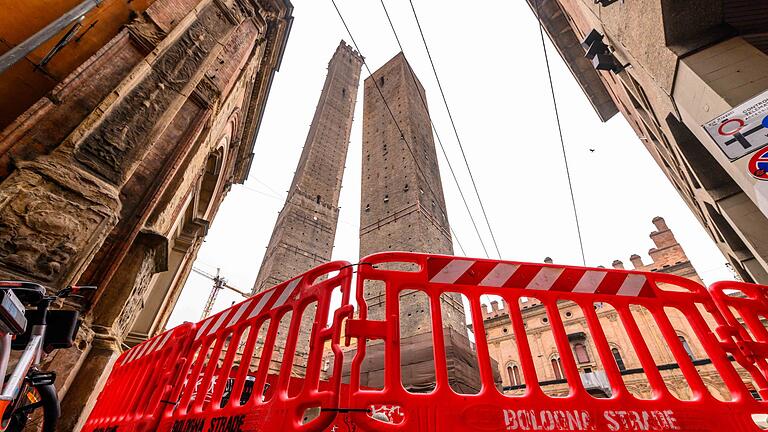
left=0, top=0, right=102, bottom=75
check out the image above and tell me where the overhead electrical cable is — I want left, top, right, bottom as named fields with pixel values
left=407, top=0, right=503, bottom=260
left=532, top=0, right=587, bottom=266
left=380, top=0, right=490, bottom=259
left=329, top=0, right=467, bottom=255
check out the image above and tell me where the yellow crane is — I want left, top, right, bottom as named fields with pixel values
left=191, top=267, right=250, bottom=319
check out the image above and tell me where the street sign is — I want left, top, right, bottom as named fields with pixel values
left=703, top=89, right=768, bottom=161
left=748, top=147, right=768, bottom=181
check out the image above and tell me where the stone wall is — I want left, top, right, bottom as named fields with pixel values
left=0, top=0, right=293, bottom=429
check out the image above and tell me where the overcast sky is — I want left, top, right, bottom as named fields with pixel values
left=166, top=0, right=734, bottom=328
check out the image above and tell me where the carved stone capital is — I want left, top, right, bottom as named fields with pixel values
left=137, top=229, right=170, bottom=273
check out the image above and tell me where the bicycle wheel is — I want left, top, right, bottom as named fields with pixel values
left=3, top=383, right=59, bottom=432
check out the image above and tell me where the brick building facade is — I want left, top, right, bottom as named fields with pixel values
left=0, top=0, right=293, bottom=429
left=479, top=217, right=753, bottom=400
left=528, top=0, right=768, bottom=284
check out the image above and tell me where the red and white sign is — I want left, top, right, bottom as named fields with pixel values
left=704, top=89, right=768, bottom=160
left=748, top=147, right=768, bottom=181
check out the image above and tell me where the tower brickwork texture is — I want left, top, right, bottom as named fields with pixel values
left=253, top=41, right=363, bottom=294
left=356, top=53, right=493, bottom=392
left=359, top=53, right=466, bottom=336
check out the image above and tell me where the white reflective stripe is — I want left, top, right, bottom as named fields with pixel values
left=480, top=263, right=519, bottom=287
left=247, top=290, right=276, bottom=320
left=617, top=274, right=646, bottom=296
left=527, top=267, right=564, bottom=290
left=226, top=298, right=255, bottom=328
left=126, top=344, right=145, bottom=364
left=138, top=337, right=160, bottom=358
left=154, top=331, right=174, bottom=352
left=429, top=259, right=475, bottom=284
left=133, top=342, right=151, bottom=360
left=273, top=278, right=301, bottom=309
left=195, top=318, right=214, bottom=340
left=573, top=271, right=607, bottom=294
left=207, top=310, right=232, bottom=336
left=122, top=348, right=137, bottom=365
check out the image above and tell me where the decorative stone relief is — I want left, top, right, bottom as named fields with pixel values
left=75, top=5, right=233, bottom=185
left=0, top=158, right=118, bottom=286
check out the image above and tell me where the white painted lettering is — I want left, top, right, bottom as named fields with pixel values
left=605, top=411, right=620, bottom=431
left=663, top=410, right=679, bottom=430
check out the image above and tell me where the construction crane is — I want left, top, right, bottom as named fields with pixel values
left=192, top=267, right=250, bottom=319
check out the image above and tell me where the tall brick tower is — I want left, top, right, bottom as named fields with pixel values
left=252, top=41, right=363, bottom=294
left=357, top=53, right=486, bottom=392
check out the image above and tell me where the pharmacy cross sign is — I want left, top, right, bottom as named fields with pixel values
left=703, top=89, right=768, bottom=161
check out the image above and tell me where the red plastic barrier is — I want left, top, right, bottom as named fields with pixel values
left=83, top=252, right=768, bottom=431
left=336, top=252, right=768, bottom=431
left=81, top=322, right=196, bottom=432
left=709, top=280, right=768, bottom=398
left=154, top=260, right=353, bottom=432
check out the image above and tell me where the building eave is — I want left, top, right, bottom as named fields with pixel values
left=524, top=0, right=619, bottom=122
left=234, top=0, right=294, bottom=184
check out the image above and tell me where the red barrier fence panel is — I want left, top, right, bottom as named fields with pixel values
left=709, top=280, right=768, bottom=398
left=155, top=260, right=353, bottom=432
left=336, top=252, right=768, bottom=432
left=82, top=321, right=197, bottom=432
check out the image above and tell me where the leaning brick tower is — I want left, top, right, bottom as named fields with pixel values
left=251, top=41, right=362, bottom=373
left=357, top=53, right=485, bottom=392
left=253, top=41, right=363, bottom=294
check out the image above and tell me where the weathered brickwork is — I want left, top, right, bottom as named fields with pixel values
left=354, top=53, right=495, bottom=393
left=252, top=41, right=363, bottom=294
left=481, top=218, right=754, bottom=400
left=359, top=53, right=466, bottom=336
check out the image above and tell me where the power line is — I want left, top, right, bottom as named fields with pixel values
left=329, top=0, right=467, bottom=256
left=379, top=0, right=489, bottom=259
left=532, top=0, right=586, bottom=266
left=407, top=0, right=502, bottom=260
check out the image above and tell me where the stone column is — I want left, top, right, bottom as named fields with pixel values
left=59, top=231, right=167, bottom=431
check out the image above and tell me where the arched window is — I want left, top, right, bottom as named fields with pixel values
left=506, top=364, right=522, bottom=386
left=551, top=356, right=564, bottom=380
left=611, top=348, right=626, bottom=371
left=679, top=336, right=694, bottom=360
left=342, top=87, right=346, bottom=97
left=379, top=76, right=385, bottom=87
left=573, top=343, right=590, bottom=364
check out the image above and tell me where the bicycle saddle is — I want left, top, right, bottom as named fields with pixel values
left=0, top=281, right=46, bottom=305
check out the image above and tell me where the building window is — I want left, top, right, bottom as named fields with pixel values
left=611, top=348, right=626, bottom=371
left=379, top=77, right=385, bottom=87
left=679, top=336, right=694, bottom=360
left=342, top=87, right=346, bottom=97
left=551, top=356, right=564, bottom=380
left=573, top=343, right=590, bottom=364
left=316, top=195, right=321, bottom=204
left=507, top=364, right=522, bottom=386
